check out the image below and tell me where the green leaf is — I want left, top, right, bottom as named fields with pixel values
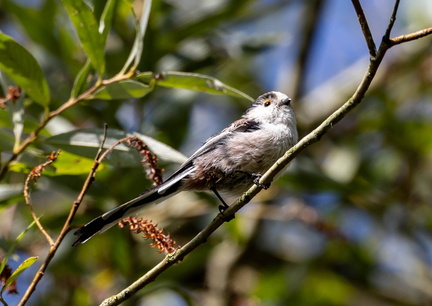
left=46, top=151, right=103, bottom=176
left=120, top=0, right=152, bottom=74
left=0, top=33, right=50, bottom=106
left=0, top=221, right=36, bottom=280
left=63, top=0, right=105, bottom=76
left=45, top=129, right=187, bottom=167
left=91, top=80, right=153, bottom=100
left=71, top=60, right=93, bottom=98
left=99, top=0, right=117, bottom=44
left=1, top=257, right=39, bottom=295
left=6, top=163, right=29, bottom=174
left=69, top=0, right=116, bottom=98
left=137, top=71, right=253, bottom=101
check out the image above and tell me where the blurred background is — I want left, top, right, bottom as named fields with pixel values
left=1, top=0, right=432, bottom=305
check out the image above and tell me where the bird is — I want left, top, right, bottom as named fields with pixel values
left=72, top=91, right=298, bottom=246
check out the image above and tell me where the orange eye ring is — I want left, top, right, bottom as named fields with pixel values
left=263, top=100, right=271, bottom=107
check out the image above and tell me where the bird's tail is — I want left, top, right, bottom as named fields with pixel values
left=72, top=182, right=181, bottom=246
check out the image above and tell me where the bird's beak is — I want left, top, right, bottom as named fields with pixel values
left=281, top=98, right=292, bottom=106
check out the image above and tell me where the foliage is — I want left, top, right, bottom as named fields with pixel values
left=0, top=0, right=431, bottom=305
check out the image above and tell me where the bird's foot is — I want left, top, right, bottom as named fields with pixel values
left=212, top=188, right=235, bottom=221
left=236, top=170, right=270, bottom=190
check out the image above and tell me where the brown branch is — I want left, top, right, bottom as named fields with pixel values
left=23, top=150, right=62, bottom=246
left=24, top=132, right=164, bottom=303
left=0, top=86, right=21, bottom=108
left=100, top=209, right=229, bottom=305
left=18, top=133, right=164, bottom=303
left=351, top=0, right=376, bottom=57
left=389, top=27, right=432, bottom=46
left=100, top=30, right=383, bottom=306
left=0, top=73, right=134, bottom=181
left=18, top=127, right=110, bottom=305
left=383, top=0, right=400, bottom=42
left=99, top=5, right=432, bottom=306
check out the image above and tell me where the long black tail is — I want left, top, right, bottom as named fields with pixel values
left=72, top=183, right=181, bottom=246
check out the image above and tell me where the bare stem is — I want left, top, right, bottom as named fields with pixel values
left=0, top=74, right=132, bottom=181
left=22, top=151, right=62, bottom=247
left=18, top=128, right=110, bottom=305
left=383, top=0, right=400, bottom=42
left=351, top=0, right=376, bottom=57
left=390, top=27, right=432, bottom=46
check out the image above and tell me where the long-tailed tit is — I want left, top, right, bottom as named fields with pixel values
left=73, top=91, right=298, bottom=246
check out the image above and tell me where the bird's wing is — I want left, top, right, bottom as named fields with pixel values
left=157, top=118, right=260, bottom=194
left=189, top=117, right=260, bottom=160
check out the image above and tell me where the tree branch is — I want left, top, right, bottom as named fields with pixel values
left=351, top=0, right=376, bottom=57
left=0, top=73, right=134, bottom=181
left=18, top=127, right=110, bottom=305
left=101, top=66, right=377, bottom=304
left=383, top=0, right=400, bottom=42
left=22, top=151, right=62, bottom=247
left=389, top=27, right=432, bottom=46
left=20, top=123, right=173, bottom=304
left=100, top=2, right=432, bottom=305
left=102, top=25, right=370, bottom=306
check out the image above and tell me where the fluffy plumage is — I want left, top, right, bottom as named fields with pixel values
left=73, top=91, right=298, bottom=246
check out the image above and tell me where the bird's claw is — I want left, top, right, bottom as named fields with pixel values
left=235, top=170, right=270, bottom=190
left=251, top=173, right=270, bottom=190
left=218, top=204, right=235, bottom=221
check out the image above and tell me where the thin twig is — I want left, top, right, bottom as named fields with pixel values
left=72, top=124, right=110, bottom=207
left=383, top=0, right=400, bottom=42
left=18, top=128, right=110, bottom=305
left=390, top=27, right=432, bottom=46
left=351, top=0, right=376, bottom=57
left=96, top=124, right=109, bottom=160
left=0, top=74, right=133, bottom=181
left=22, top=151, right=62, bottom=246
left=0, top=86, right=21, bottom=108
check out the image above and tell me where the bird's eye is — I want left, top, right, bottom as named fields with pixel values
left=263, top=100, right=271, bottom=107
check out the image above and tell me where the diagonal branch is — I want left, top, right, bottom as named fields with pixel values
left=101, top=59, right=378, bottom=305
left=100, top=20, right=387, bottom=306
left=100, top=4, right=432, bottom=306
left=351, top=0, right=376, bottom=57
left=18, top=127, right=110, bottom=305
left=389, top=27, right=432, bottom=46
left=383, top=0, right=400, bottom=42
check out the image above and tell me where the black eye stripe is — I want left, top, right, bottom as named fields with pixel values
left=263, top=92, right=276, bottom=100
